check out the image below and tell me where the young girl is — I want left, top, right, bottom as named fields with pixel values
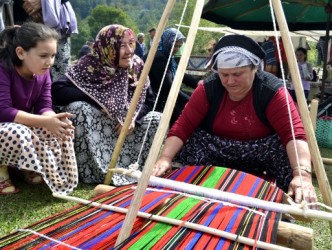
left=289, top=47, right=313, bottom=103
left=0, top=22, right=78, bottom=195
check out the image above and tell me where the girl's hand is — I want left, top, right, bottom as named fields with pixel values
left=45, top=113, right=75, bottom=140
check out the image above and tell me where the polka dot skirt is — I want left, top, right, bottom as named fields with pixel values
left=0, top=123, right=78, bottom=194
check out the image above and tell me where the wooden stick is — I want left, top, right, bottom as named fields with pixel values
left=309, top=99, right=319, bottom=131
left=115, top=0, right=206, bottom=246
left=53, top=193, right=294, bottom=250
left=103, top=0, right=176, bottom=185
left=323, top=157, right=332, bottom=165
left=272, top=0, right=332, bottom=233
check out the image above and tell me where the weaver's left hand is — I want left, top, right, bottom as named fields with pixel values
left=287, top=175, right=318, bottom=209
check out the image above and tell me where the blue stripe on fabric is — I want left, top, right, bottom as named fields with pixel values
left=248, top=178, right=262, bottom=197
left=80, top=192, right=171, bottom=249
left=185, top=203, right=224, bottom=249
left=216, top=208, right=242, bottom=249
left=230, top=172, right=246, bottom=193
left=40, top=198, right=134, bottom=249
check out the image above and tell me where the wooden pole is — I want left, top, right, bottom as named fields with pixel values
left=309, top=99, right=319, bottom=131
left=103, top=0, right=176, bottom=185
left=54, top=193, right=297, bottom=250
left=114, top=0, right=206, bottom=246
left=323, top=157, right=332, bottom=165
left=271, top=0, right=332, bottom=232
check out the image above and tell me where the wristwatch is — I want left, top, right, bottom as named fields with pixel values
left=294, top=165, right=312, bottom=174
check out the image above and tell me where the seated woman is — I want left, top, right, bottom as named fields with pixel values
left=52, top=24, right=161, bottom=185
left=153, top=34, right=317, bottom=205
left=0, top=22, right=78, bottom=195
left=144, top=27, right=198, bottom=125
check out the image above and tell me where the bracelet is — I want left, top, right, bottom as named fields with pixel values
left=293, top=165, right=312, bottom=174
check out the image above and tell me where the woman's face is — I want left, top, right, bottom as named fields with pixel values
left=217, top=66, right=257, bottom=101
left=172, top=40, right=183, bottom=55
left=118, top=32, right=135, bottom=68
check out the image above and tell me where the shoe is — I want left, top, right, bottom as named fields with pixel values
left=22, top=170, right=43, bottom=185
left=0, top=179, right=19, bottom=195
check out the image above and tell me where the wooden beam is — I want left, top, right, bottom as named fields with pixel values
left=277, top=221, right=313, bottom=250
left=272, top=0, right=332, bottom=233
left=103, top=0, right=176, bottom=185
left=114, top=0, right=206, bottom=246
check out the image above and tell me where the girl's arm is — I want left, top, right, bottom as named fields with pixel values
left=14, top=110, right=74, bottom=139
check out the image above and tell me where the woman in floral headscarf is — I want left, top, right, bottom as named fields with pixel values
left=143, top=27, right=198, bottom=125
left=52, top=24, right=161, bottom=185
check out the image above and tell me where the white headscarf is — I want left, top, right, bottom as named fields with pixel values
left=210, top=46, right=264, bottom=72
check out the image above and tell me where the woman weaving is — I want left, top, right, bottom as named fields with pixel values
left=153, top=34, right=317, bottom=205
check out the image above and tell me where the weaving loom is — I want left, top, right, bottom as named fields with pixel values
left=0, top=166, right=285, bottom=249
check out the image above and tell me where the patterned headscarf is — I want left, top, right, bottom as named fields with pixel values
left=66, top=24, right=149, bottom=124
left=157, top=28, right=186, bottom=76
left=206, top=35, right=266, bottom=72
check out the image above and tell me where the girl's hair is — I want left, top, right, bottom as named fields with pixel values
left=0, top=22, right=59, bottom=71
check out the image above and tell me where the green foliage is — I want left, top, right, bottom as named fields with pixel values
left=69, top=0, right=222, bottom=58
left=87, top=5, right=138, bottom=39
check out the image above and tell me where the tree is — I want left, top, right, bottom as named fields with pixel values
left=87, top=5, right=137, bottom=39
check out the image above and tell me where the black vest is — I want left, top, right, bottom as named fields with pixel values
left=201, top=70, right=283, bottom=133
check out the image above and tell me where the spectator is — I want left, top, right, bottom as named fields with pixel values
left=14, top=0, right=78, bottom=81
left=143, top=27, right=198, bottom=125
left=134, top=32, right=146, bottom=58
left=51, top=24, right=161, bottom=185
left=0, top=22, right=78, bottom=195
left=146, top=27, right=156, bottom=53
left=78, top=38, right=94, bottom=59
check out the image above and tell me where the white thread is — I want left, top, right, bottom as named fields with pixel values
left=135, top=0, right=190, bottom=163
left=133, top=186, right=266, bottom=216
left=18, top=229, right=81, bottom=250
left=116, top=168, right=332, bottom=221
left=268, top=0, right=307, bottom=207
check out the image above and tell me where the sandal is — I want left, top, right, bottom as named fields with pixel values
left=21, top=170, right=44, bottom=185
left=0, top=178, right=19, bottom=195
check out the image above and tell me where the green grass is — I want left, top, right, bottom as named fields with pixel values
left=0, top=150, right=332, bottom=249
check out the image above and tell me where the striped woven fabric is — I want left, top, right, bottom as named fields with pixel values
left=0, top=166, right=283, bottom=249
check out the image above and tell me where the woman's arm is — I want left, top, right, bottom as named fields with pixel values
left=152, top=136, right=184, bottom=176
left=285, top=139, right=317, bottom=206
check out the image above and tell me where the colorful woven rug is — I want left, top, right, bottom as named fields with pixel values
left=0, top=165, right=283, bottom=249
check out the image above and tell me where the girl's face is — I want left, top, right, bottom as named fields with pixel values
left=16, top=39, right=57, bottom=79
left=118, top=32, right=135, bottom=68
left=295, top=50, right=306, bottom=62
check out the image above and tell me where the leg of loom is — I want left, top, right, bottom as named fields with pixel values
left=277, top=221, right=313, bottom=250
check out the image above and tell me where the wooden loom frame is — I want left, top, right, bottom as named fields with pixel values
left=88, top=0, right=332, bottom=249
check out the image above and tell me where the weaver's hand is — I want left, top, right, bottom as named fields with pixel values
left=152, top=156, right=172, bottom=176
left=287, top=175, right=318, bottom=209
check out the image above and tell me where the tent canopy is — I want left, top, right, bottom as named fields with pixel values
left=201, top=0, right=332, bottom=31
